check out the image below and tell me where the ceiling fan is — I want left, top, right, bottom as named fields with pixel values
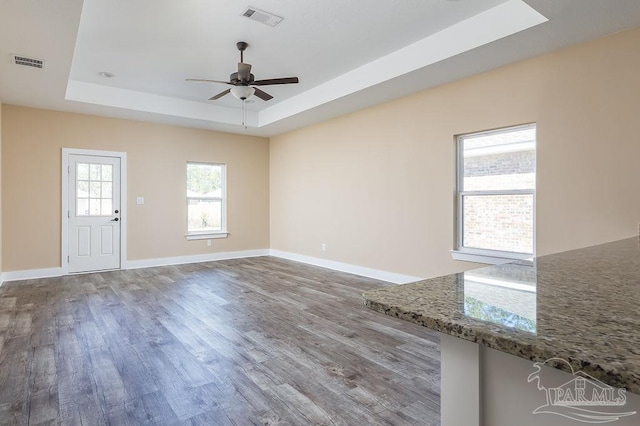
left=186, top=41, right=299, bottom=102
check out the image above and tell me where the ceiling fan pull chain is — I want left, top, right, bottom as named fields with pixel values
left=242, top=100, right=247, bottom=129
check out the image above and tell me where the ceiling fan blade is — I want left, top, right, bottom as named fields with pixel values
left=252, top=77, right=299, bottom=86
left=209, top=89, right=231, bottom=100
left=238, top=63, right=252, bottom=81
left=186, top=78, right=233, bottom=85
left=253, top=88, right=273, bottom=101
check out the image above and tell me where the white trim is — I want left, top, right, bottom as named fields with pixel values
left=259, top=0, right=547, bottom=127
left=2, top=249, right=421, bottom=285
left=269, top=250, right=422, bottom=284
left=2, top=250, right=269, bottom=282
left=455, top=123, right=537, bottom=262
left=126, top=249, right=269, bottom=270
left=450, top=249, right=530, bottom=265
left=185, top=233, right=229, bottom=241
left=2, top=267, right=64, bottom=283
left=65, top=1, right=546, bottom=130
left=66, top=80, right=259, bottom=128
left=186, top=162, right=227, bottom=236
left=62, top=148, right=128, bottom=274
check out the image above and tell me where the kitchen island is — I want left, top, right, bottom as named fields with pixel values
left=364, top=237, right=640, bottom=425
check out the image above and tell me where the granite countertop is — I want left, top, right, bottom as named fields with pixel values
left=363, top=237, right=640, bottom=393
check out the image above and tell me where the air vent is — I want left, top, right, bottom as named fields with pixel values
left=241, top=6, right=283, bottom=27
left=11, top=54, right=44, bottom=69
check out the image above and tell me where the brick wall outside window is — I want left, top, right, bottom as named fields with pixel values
left=461, top=145, right=535, bottom=254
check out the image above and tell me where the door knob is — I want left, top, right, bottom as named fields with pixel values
left=111, top=217, right=119, bottom=222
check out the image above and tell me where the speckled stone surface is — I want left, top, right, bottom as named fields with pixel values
left=363, top=237, right=640, bottom=394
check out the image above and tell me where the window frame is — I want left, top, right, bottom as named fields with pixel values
left=452, top=123, right=536, bottom=264
left=75, top=162, right=115, bottom=217
left=185, top=162, right=228, bottom=240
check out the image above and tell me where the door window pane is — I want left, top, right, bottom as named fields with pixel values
left=90, top=164, right=101, bottom=180
left=101, top=182, right=112, bottom=198
left=77, top=198, right=89, bottom=216
left=76, top=161, right=116, bottom=216
left=102, top=165, right=113, bottom=181
left=90, top=182, right=101, bottom=198
left=77, top=163, right=89, bottom=180
left=77, top=181, right=89, bottom=198
left=89, top=198, right=101, bottom=215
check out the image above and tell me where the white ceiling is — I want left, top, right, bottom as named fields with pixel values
left=2, top=0, right=640, bottom=137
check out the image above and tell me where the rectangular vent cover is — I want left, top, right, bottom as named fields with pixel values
left=12, top=54, right=44, bottom=69
left=241, top=6, right=283, bottom=27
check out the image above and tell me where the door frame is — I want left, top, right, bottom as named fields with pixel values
left=61, top=148, right=128, bottom=275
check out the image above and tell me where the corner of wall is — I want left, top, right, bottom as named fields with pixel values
left=0, top=101, right=3, bottom=285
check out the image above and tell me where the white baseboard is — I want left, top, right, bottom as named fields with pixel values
left=269, top=249, right=422, bottom=284
left=2, top=267, right=64, bottom=283
left=126, top=249, right=270, bottom=270
left=1, top=249, right=420, bottom=286
left=1, top=249, right=270, bottom=283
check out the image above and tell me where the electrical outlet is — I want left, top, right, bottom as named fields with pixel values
left=207, top=240, right=212, bottom=247
left=321, top=243, right=327, bottom=251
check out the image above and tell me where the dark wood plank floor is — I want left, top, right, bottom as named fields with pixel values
left=0, top=257, right=440, bottom=425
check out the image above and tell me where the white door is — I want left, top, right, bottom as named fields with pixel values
left=68, top=154, right=121, bottom=273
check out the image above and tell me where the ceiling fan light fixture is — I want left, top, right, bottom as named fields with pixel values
left=186, top=41, right=298, bottom=103
left=230, top=86, right=255, bottom=100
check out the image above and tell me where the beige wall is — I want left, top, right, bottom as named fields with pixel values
left=4, top=26, right=640, bottom=277
left=1, top=106, right=269, bottom=271
left=0, top=102, right=2, bottom=276
left=270, top=26, right=640, bottom=279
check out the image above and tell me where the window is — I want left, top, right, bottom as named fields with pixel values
left=76, top=162, right=113, bottom=216
left=453, top=124, right=536, bottom=264
left=186, top=162, right=227, bottom=239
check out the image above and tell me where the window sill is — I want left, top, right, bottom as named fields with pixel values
left=450, top=249, right=533, bottom=265
left=185, top=232, right=228, bottom=241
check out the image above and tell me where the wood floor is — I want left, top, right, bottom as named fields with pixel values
left=0, top=257, right=440, bottom=425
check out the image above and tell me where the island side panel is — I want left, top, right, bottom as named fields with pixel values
left=481, top=346, right=640, bottom=426
left=441, top=334, right=480, bottom=426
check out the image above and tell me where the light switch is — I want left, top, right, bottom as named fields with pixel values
left=136, top=196, right=145, bottom=205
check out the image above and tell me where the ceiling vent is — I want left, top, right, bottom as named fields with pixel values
left=241, top=6, right=283, bottom=27
left=11, top=54, right=44, bottom=69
